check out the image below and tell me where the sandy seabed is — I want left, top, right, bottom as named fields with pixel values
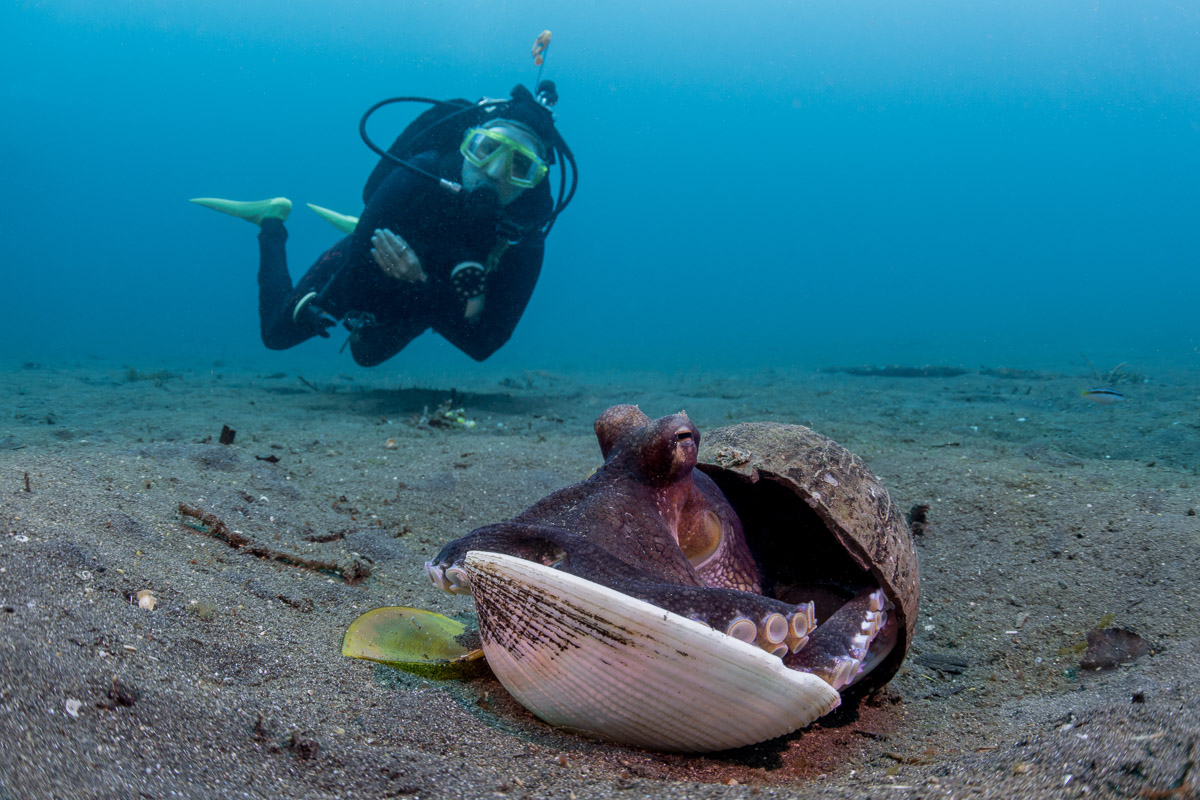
left=1, top=358, right=1197, bottom=800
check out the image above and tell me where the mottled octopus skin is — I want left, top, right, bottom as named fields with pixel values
left=430, top=405, right=817, bottom=656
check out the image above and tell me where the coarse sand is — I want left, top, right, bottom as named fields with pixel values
left=2, top=360, right=1197, bottom=799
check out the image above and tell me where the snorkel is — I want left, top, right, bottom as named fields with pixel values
left=357, top=30, right=577, bottom=238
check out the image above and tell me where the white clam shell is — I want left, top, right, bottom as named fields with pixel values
left=463, top=550, right=841, bottom=752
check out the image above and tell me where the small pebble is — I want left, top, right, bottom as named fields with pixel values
left=65, top=699, right=82, bottom=718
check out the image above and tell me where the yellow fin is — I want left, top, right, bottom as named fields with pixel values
left=306, top=202, right=359, bottom=234
left=189, top=196, right=292, bottom=225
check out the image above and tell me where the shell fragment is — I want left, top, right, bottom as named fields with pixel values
left=464, top=550, right=841, bottom=752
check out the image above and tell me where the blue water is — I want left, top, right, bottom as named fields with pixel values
left=5, top=0, right=1198, bottom=374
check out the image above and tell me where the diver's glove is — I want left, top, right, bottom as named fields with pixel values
left=292, top=291, right=337, bottom=338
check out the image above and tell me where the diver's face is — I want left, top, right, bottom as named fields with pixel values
left=460, top=124, right=542, bottom=206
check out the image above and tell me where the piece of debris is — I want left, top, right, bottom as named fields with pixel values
left=277, top=594, right=315, bottom=613
left=178, top=503, right=371, bottom=584
left=123, top=368, right=181, bottom=385
left=415, top=400, right=477, bottom=430
left=710, top=446, right=752, bottom=469
left=1080, top=627, right=1150, bottom=670
left=821, top=365, right=971, bottom=378
left=979, top=367, right=1052, bottom=380
left=1081, top=355, right=1142, bottom=386
left=64, top=699, right=83, bottom=718
left=98, top=679, right=139, bottom=710
left=219, top=425, right=236, bottom=445
left=915, top=653, right=969, bottom=675
left=136, top=590, right=156, bottom=611
left=907, top=504, right=931, bottom=536
left=288, top=730, right=320, bottom=760
left=190, top=602, right=216, bottom=622
left=253, top=712, right=273, bottom=741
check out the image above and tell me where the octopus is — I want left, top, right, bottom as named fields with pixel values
left=419, top=405, right=918, bottom=750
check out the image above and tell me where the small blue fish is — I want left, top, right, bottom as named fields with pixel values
left=1082, top=387, right=1125, bottom=405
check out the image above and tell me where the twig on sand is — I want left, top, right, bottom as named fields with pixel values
left=177, top=502, right=370, bottom=584
left=1082, top=354, right=1130, bottom=385
left=1105, top=362, right=1130, bottom=384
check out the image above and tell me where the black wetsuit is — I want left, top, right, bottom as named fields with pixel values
left=257, top=150, right=552, bottom=366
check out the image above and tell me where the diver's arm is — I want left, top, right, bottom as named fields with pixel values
left=436, top=234, right=545, bottom=361
left=463, top=295, right=485, bottom=321
left=349, top=152, right=438, bottom=279
left=371, top=228, right=427, bottom=283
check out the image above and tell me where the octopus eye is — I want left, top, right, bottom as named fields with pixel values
left=675, top=429, right=693, bottom=442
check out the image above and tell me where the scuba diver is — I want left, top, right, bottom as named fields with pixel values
left=192, top=70, right=576, bottom=366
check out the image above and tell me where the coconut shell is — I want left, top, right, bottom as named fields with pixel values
left=698, top=422, right=919, bottom=694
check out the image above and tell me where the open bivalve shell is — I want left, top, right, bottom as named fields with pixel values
left=464, top=550, right=841, bottom=753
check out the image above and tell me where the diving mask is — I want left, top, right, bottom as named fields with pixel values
left=460, top=127, right=549, bottom=189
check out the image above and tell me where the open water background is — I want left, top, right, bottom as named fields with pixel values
left=4, top=0, right=1197, bottom=375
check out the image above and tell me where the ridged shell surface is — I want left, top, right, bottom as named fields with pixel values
left=464, top=550, right=841, bottom=752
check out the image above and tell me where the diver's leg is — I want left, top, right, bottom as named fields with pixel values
left=257, top=221, right=346, bottom=349
left=347, top=318, right=427, bottom=367
left=192, top=196, right=345, bottom=350
left=339, top=280, right=430, bottom=367
left=256, top=219, right=309, bottom=349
